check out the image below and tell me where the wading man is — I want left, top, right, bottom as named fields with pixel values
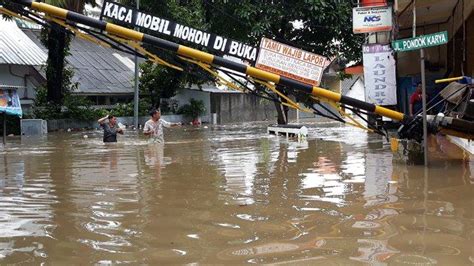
left=98, top=114, right=123, bottom=142
left=143, top=108, right=180, bottom=143
left=409, top=82, right=423, bottom=116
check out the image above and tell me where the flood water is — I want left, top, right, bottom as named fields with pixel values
left=0, top=122, right=473, bottom=264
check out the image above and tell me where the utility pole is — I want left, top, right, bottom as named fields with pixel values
left=2, top=112, right=6, bottom=145
left=133, top=0, right=140, bottom=130
left=412, top=0, right=429, bottom=166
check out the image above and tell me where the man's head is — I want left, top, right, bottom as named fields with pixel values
left=149, top=108, right=161, bottom=121
left=108, top=115, right=117, bottom=126
left=415, top=82, right=422, bottom=93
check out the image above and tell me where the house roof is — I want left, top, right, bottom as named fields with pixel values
left=345, top=65, right=363, bottom=75
left=23, top=28, right=138, bottom=95
left=340, top=76, right=362, bottom=96
left=0, top=19, right=47, bottom=66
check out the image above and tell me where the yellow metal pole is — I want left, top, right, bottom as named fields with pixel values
left=13, top=0, right=409, bottom=123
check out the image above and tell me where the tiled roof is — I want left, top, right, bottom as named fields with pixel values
left=340, top=76, right=362, bottom=95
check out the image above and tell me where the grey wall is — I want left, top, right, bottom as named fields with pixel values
left=211, top=93, right=296, bottom=124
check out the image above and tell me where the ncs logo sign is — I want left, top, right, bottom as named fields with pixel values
left=364, top=16, right=381, bottom=22
left=353, top=6, right=392, bottom=33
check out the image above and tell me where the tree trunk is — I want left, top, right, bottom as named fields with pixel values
left=46, top=23, right=67, bottom=105
left=273, top=97, right=289, bottom=125
left=271, top=17, right=290, bottom=125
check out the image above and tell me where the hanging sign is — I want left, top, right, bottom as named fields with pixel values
left=363, top=44, right=397, bottom=105
left=353, top=6, right=393, bottom=34
left=0, top=88, right=22, bottom=117
left=255, top=38, right=327, bottom=86
left=101, top=0, right=257, bottom=62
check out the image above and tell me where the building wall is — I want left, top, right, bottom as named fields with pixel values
left=171, top=89, right=211, bottom=117
left=211, top=93, right=296, bottom=124
left=394, top=3, right=474, bottom=116
left=321, top=76, right=341, bottom=93
left=468, top=12, right=474, bottom=77
left=396, top=1, right=473, bottom=78
left=345, top=77, right=366, bottom=102
left=0, top=65, right=42, bottom=107
left=447, top=11, right=474, bottom=77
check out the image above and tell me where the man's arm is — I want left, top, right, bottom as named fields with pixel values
left=161, top=119, right=181, bottom=128
left=98, top=115, right=108, bottom=125
left=143, top=121, right=152, bottom=136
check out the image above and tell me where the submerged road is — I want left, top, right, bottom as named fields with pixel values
left=0, top=122, right=472, bottom=264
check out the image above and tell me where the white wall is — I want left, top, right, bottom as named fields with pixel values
left=344, top=76, right=366, bottom=119
left=0, top=64, right=42, bottom=108
left=345, top=77, right=365, bottom=102
left=171, top=89, right=211, bottom=117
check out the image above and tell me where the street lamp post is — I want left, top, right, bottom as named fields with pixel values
left=133, top=0, right=140, bottom=130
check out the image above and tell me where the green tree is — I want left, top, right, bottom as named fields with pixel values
left=139, top=61, right=183, bottom=108
left=120, top=0, right=213, bottom=110
left=177, top=98, right=206, bottom=120
left=203, top=0, right=363, bottom=123
left=41, top=0, right=95, bottom=109
left=130, top=0, right=362, bottom=124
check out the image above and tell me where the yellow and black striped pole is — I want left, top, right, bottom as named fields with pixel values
left=12, top=0, right=408, bottom=123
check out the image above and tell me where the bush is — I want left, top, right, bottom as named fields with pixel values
left=30, top=86, right=156, bottom=121
left=177, top=98, right=206, bottom=119
left=110, top=99, right=150, bottom=117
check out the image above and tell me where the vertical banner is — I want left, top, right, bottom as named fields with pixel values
left=0, top=89, right=22, bottom=117
left=363, top=44, right=397, bottom=105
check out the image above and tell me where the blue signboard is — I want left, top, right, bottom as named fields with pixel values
left=0, top=88, right=22, bottom=117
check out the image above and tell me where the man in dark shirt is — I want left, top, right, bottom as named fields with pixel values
left=409, top=83, right=423, bottom=116
left=98, top=115, right=123, bottom=142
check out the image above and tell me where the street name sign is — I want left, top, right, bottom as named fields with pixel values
left=392, top=31, right=448, bottom=52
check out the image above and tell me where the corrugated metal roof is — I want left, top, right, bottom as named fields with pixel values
left=23, top=28, right=138, bottom=95
left=0, top=19, right=47, bottom=66
left=341, top=76, right=362, bottom=96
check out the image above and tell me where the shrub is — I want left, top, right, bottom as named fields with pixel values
left=177, top=98, right=206, bottom=119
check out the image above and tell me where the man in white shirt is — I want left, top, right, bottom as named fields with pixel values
left=143, top=108, right=180, bottom=143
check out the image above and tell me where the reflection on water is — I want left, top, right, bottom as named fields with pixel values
left=0, top=123, right=473, bottom=264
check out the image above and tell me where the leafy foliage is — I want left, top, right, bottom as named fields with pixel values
left=139, top=61, right=184, bottom=108
left=110, top=99, right=150, bottom=117
left=203, top=0, right=363, bottom=62
left=117, top=0, right=214, bottom=110
left=31, top=86, right=104, bottom=121
left=129, top=0, right=363, bottom=123
left=39, top=0, right=96, bottom=106
left=31, top=83, right=152, bottom=120
left=177, top=98, right=206, bottom=119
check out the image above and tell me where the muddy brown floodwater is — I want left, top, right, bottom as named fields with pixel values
left=0, top=122, right=473, bottom=264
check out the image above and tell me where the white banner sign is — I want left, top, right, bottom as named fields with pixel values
left=363, top=44, right=397, bottom=106
left=101, top=0, right=257, bottom=61
left=256, top=38, right=327, bottom=86
left=353, top=6, right=392, bottom=34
